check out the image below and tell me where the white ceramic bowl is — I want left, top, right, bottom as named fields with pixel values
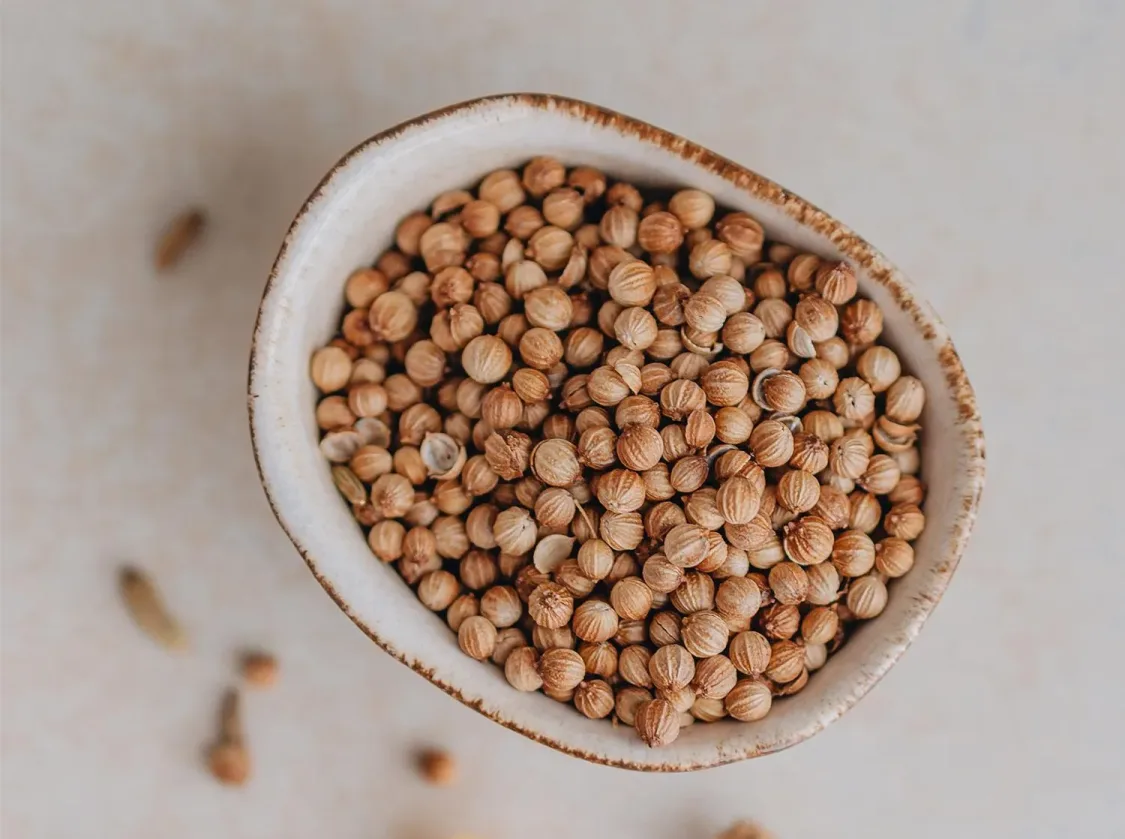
left=249, top=94, right=985, bottom=770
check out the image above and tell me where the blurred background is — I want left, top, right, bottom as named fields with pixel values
left=3, top=1, right=1124, bottom=837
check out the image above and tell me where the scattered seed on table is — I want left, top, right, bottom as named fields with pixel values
left=118, top=566, right=187, bottom=651
left=154, top=209, right=206, bottom=271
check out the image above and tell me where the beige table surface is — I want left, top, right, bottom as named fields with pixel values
left=3, top=1, right=1124, bottom=837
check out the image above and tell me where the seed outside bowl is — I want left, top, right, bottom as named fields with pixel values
left=248, top=93, right=985, bottom=771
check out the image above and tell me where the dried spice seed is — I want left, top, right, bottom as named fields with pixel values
left=634, top=697, right=680, bottom=747
left=207, top=689, right=250, bottom=786
left=240, top=651, right=279, bottom=688
left=118, top=566, right=187, bottom=650
left=725, top=678, right=772, bottom=721
left=417, top=748, right=457, bottom=786
left=310, top=161, right=927, bottom=747
left=154, top=209, right=206, bottom=271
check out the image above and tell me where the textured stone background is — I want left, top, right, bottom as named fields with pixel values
left=3, top=1, right=1123, bottom=837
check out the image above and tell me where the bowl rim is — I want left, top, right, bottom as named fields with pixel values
left=248, top=92, right=986, bottom=770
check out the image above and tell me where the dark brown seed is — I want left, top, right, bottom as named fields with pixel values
left=154, top=209, right=206, bottom=270
left=118, top=566, right=187, bottom=650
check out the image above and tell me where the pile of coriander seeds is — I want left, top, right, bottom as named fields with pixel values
left=309, top=157, right=927, bottom=748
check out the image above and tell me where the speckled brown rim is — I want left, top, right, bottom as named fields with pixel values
left=248, top=92, right=986, bottom=771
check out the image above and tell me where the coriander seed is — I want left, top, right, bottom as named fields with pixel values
left=538, top=648, right=585, bottom=692
left=725, top=678, right=772, bottom=721
left=528, top=582, right=575, bottom=629
left=715, top=577, right=762, bottom=623
left=776, top=469, right=821, bottom=514
left=458, top=616, right=498, bottom=661
left=663, top=524, right=709, bottom=568
left=847, top=574, right=889, bottom=619
left=884, top=503, right=926, bottom=540
left=572, top=599, right=619, bottom=643
left=418, top=570, right=461, bottom=612
left=760, top=603, right=801, bottom=640
left=579, top=641, right=618, bottom=679
left=634, top=698, right=680, bottom=747
left=311, top=346, right=353, bottom=393
left=885, top=375, right=926, bottom=423
left=692, top=654, right=737, bottom=700
left=805, top=561, right=842, bottom=606
left=765, top=640, right=805, bottom=683
left=668, top=189, right=715, bottom=229
left=649, top=644, right=695, bottom=692
left=670, top=571, right=716, bottom=614
left=782, top=516, right=834, bottom=565
left=728, top=631, right=771, bottom=676
left=480, top=585, right=522, bottom=628
left=505, top=646, right=543, bottom=691
left=716, top=476, right=762, bottom=525
left=749, top=420, right=794, bottom=467
left=446, top=593, right=480, bottom=632
left=574, top=679, right=615, bottom=719
left=610, top=577, right=654, bottom=620
left=681, top=610, right=730, bottom=658
left=768, top=561, right=809, bottom=605
left=648, top=610, right=682, bottom=647
left=832, top=530, right=876, bottom=577
left=642, top=554, right=686, bottom=594
left=417, top=749, right=457, bottom=786
left=875, top=537, right=915, bottom=577
left=618, top=644, right=655, bottom=688
left=801, top=606, right=839, bottom=645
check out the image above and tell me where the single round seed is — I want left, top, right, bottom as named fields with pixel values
left=634, top=698, right=680, bottom=747
left=681, top=610, right=730, bottom=658
left=528, top=582, right=574, bottom=629
left=530, top=439, right=581, bottom=487
left=715, top=577, right=762, bottom=622
left=574, top=679, right=615, bottom=719
left=642, top=554, right=685, bottom=594
left=649, top=644, right=695, bottom=692
left=610, top=577, right=654, bottom=621
left=777, top=469, right=821, bottom=514
left=311, top=346, right=353, bottom=392
left=504, top=646, right=542, bottom=691
left=847, top=575, right=889, bottom=619
left=458, top=616, right=498, bottom=660
left=670, top=571, right=716, bottom=614
left=537, top=647, right=585, bottom=692
left=832, top=530, right=877, bottom=577
left=692, top=654, right=737, bottom=700
left=418, top=570, right=461, bottom=612
left=728, top=631, right=772, bottom=675
left=725, top=678, right=772, bottom=721
left=461, top=335, right=511, bottom=384
left=572, top=600, right=619, bottom=643
left=875, top=537, right=915, bottom=577
left=664, top=524, right=709, bottom=568
left=618, top=644, right=654, bottom=687
left=769, top=561, right=809, bottom=605
left=765, top=639, right=805, bottom=683
left=801, top=606, right=839, bottom=645
left=480, top=585, right=522, bottom=628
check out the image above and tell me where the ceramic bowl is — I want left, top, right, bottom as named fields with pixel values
left=249, top=93, right=985, bottom=770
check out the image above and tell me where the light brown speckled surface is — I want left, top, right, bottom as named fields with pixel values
left=3, top=1, right=1124, bottom=837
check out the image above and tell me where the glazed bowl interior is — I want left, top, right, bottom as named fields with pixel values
left=249, top=94, right=984, bottom=770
